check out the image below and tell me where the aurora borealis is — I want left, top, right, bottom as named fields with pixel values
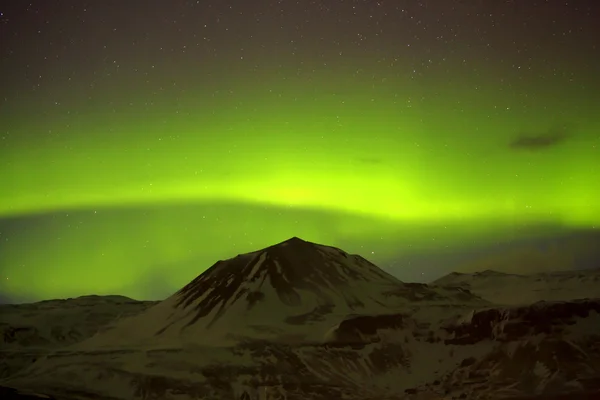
left=1, top=1, right=599, bottom=303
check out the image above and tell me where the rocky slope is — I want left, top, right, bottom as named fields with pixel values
left=1, top=238, right=598, bottom=400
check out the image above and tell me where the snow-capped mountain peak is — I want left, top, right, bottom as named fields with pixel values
left=78, top=238, right=409, bottom=347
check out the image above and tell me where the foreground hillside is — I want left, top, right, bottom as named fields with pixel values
left=1, top=238, right=599, bottom=400
left=0, top=295, right=157, bottom=381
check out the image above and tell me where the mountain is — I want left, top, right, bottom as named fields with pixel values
left=74, top=237, right=483, bottom=348
left=1, top=237, right=599, bottom=400
left=432, top=268, right=600, bottom=305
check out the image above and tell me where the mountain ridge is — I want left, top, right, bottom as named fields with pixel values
left=432, top=267, right=600, bottom=305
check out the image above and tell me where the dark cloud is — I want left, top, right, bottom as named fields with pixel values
left=509, top=125, right=571, bottom=151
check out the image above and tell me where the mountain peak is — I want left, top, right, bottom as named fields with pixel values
left=124, top=238, right=408, bottom=343
left=75, top=239, right=486, bottom=348
left=282, top=236, right=306, bottom=243
left=269, top=236, right=312, bottom=250
left=172, top=237, right=398, bottom=316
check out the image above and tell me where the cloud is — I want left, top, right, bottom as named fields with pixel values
left=509, top=125, right=571, bottom=151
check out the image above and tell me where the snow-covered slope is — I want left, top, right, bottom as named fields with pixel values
left=432, top=268, right=600, bottom=305
left=1, top=238, right=599, bottom=400
left=0, top=295, right=156, bottom=350
left=4, top=299, right=599, bottom=399
left=0, top=295, right=155, bottom=380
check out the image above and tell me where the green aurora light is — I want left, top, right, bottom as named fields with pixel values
left=1, top=68, right=599, bottom=301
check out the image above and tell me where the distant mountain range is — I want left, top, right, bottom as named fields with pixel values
left=431, top=267, right=600, bottom=305
left=381, top=229, right=600, bottom=284
left=1, top=237, right=599, bottom=399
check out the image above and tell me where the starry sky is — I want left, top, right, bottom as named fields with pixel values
left=1, top=0, right=599, bottom=303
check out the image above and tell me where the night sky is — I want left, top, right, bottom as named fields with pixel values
left=1, top=1, right=599, bottom=303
